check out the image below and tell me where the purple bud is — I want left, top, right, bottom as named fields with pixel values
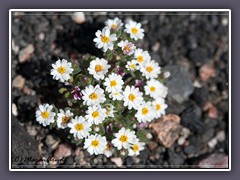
left=137, top=122, right=148, bottom=130
left=116, top=66, right=126, bottom=76
left=71, top=86, right=83, bottom=100
left=135, top=80, right=143, bottom=88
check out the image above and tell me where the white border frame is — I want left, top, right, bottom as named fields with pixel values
left=9, top=9, right=231, bottom=171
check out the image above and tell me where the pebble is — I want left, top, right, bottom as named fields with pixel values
left=12, top=103, right=18, bottom=116
left=197, top=153, right=228, bottom=168
left=45, top=134, right=60, bottom=150
left=147, top=141, right=158, bottom=150
left=71, top=12, right=86, bottom=24
left=199, top=64, right=216, bottom=81
left=12, top=40, right=19, bottom=54
left=39, top=33, right=45, bottom=41
left=216, top=131, right=226, bottom=142
left=12, top=75, right=25, bottom=90
left=26, top=125, right=38, bottom=136
left=151, top=41, right=160, bottom=52
left=111, top=157, right=123, bottom=168
left=74, top=147, right=89, bottom=166
left=221, top=17, right=228, bottom=26
left=18, top=44, right=35, bottom=63
left=177, top=137, right=186, bottom=146
left=149, top=114, right=181, bottom=148
left=208, top=138, right=218, bottom=149
left=54, top=144, right=72, bottom=159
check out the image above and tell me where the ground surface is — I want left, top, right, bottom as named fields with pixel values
left=11, top=11, right=229, bottom=169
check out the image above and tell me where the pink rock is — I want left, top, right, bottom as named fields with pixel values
left=53, top=144, right=72, bottom=159
left=198, top=153, right=228, bottom=168
left=199, top=64, right=216, bottom=81
left=18, top=44, right=35, bottom=63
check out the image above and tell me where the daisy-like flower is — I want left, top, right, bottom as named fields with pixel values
left=56, top=109, right=73, bottom=129
left=144, top=79, right=168, bottom=98
left=68, top=116, right=91, bottom=139
left=109, top=90, right=124, bottom=101
left=105, top=17, right=123, bottom=31
left=134, top=48, right=151, bottom=66
left=135, top=101, right=155, bottom=123
left=105, top=104, right=115, bottom=118
left=35, top=104, right=56, bottom=127
left=140, top=60, right=161, bottom=79
left=84, top=134, right=107, bottom=155
left=117, top=40, right=136, bottom=55
left=85, top=105, right=107, bottom=125
left=125, top=20, right=144, bottom=40
left=152, top=98, right=168, bottom=118
left=50, top=59, right=73, bottom=82
left=125, top=60, right=139, bottom=71
left=87, top=58, right=111, bottom=80
left=103, top=143, right=114, bottom=157
left=128, top=139, right=145, bottom=156
left=123, top=86, right=143, bottom=110
left=111, top=127, right=137, bottom=150
left=82, top=85, right=106, bottom=106
left=93, top=28, right=117, bottom=52
left=103, top=73, right=124, bottom=93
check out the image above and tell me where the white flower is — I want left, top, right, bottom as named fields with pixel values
left=50, top=59, right=73, bottom=82
left=135, top=101, right=155, bottom=123
left=109, top=90, right=124, bottom=101
left=87, top=58, right=111, bottom=80
left=35, top=104, right=56, bottom=127
left=103, top=143, right=114, bottom=157
left=105, top=104, right=115, bottom=118
left=105, top=17, right=123, bottom=31
left=125, top=60, right=139, bottom=71
left=144, top=79, right=168, bottom=99
left=68, top=116, right=91, bottom=139
left=103, top=73, right=124, bottom=93
left=82, top=85, right=106, bottom=106
left=93, top=28, right=117, bottom=52
left=128, top=139, right=145, bottom=156
left=125, top=20, right=144, bottom=40
left=85, top=105, right=107, bottom=125
left=111, top=127, right=137, bottom=150
left=134, top=48, right=151, bottom=65
left=152, top=98, right=168, bottom=118
left=140, top=60, right=161, bottom=79
left=56, top=109, right=73, bottom=129
left=84, top=134, right=107, bottom=155
left=117, top=40, right=136, bottom=55
left=123, top=86, right=143, bottom=110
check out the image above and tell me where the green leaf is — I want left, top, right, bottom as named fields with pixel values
left=59, top=87, right=67, bottom=94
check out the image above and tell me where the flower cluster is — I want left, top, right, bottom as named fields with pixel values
left=35, top=17, right=168, bottom=157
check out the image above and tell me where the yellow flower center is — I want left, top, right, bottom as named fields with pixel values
left=130, top=64, right=135, bottom=69
left=142, top=107, right=149, bottom=115
left=62, top=116, right=71, bottom=124
left=133, top=144, right=139, bottom=152
left=92, top=111, right=99, bottom=118
left=75, top=123, right=84, bottom=131
left=120, top=135, right=128, bottom=143
left=128, top=93, right=136, bottom=101
left=41, top=111, right=49, bottom=119
left=131, top=27, right=138, bottom=34
left=91, top=140, right=100, bottom=147
left=156, top=104, right=161, bottom=110
left=150, top=86, right=156, bottom=92
left=111, top=24, right=117, bottom=29
left=137, top=55, right=143, bottom=63
left=101, top=35, right=110, bottom=43
left=95, top=65, right=103, bottom=72
left=57, top=66, right=66, bottom=74
left=106, top=144, right=111, bottom=151
left=123, top=45, right=131, bottom=52
left=110, top=80, right=117, bottom=87
left=146, top=66, right=153, bottom=73
left=89, top=93, right=98, bottom=100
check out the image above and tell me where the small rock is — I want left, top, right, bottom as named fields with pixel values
left=168, top=149, right=184, bottom=165
left=216, top=131, right=226, bottom=142
left=12, top=75, right=25, bottom=90
left=54, top=144, right=72, bottom=159
left=164, top=65, right=194, bottom=104
left=189, top=47, right=208, bottom=66
left=12, top=103, right=18, bottom=116
left=45, top=135, right=60, bottom=150
left=26, top=125, right=38, bottom=136
left=111, top=157, right=123, bottom=167
left=39, top=33, right=45, bottom=41
left=75, top=147, right=89, bottom=166
left=147, top=141, right=158, bottom=150
left=71, top=12, right=86, bottom=24
left=221, top=17, right=228, bottom=26
left=184, top=145, right=198, bottom=158
left=177, top=137, right=186, bottom=146
left=12, top=40, right=19, bottom=54
left=208, top=105, right=218, bottom=119
left=199, top=64, right=216, bottom=81
left=18, top=44, right=35, bottom=63
left=197, top=153, right=228, bottom=168
left=149, top=114, right=181, bottom=148
left=208, top=138, right=218, bottom=149
left=152, top=41, right=160, bottom=52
